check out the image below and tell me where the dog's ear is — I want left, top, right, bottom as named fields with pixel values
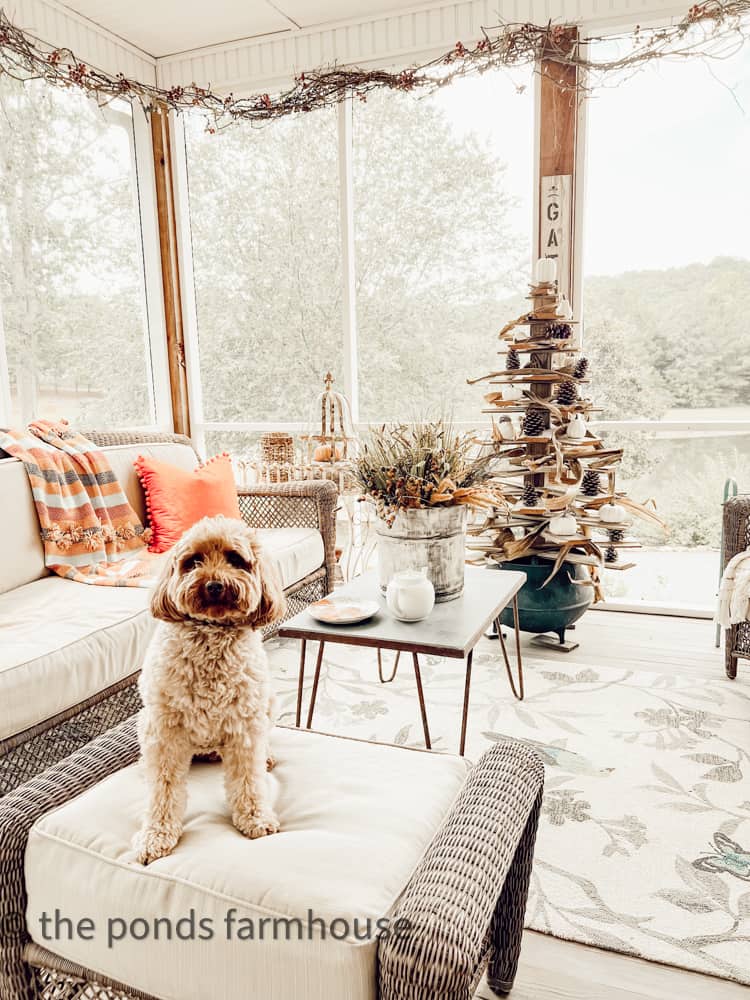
left=250, top=550, right=287, bottom=629
left=149, top=548, right=182, bottom=622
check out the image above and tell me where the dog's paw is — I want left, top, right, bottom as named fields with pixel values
left=133, top=824, right=181, bottom=865
left=233, top=808, right=280, bottom=840
left=266, top=755, right=276, bottom=771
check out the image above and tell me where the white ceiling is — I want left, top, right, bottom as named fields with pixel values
left=61, top=0, right=436, bottom=58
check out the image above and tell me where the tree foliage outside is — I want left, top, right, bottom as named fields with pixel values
left=185, top=106, right=343, bottom=425
left=185, top=83, right=531, bottom=427
left=0, top=75, right=155, bottom=427
left=583, top=261, right=750, bottom=549
left=585, top=259, right=750, bottom=420
left=351, top=87, right=530, bottom=422
left=2, top=70, right=748, bottom=563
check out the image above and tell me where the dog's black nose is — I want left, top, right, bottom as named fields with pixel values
left=206, top=581, right=225, bottom=600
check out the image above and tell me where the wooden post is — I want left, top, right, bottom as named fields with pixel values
left=537, top=28, right=580, bottom=308
left=150, top=104, right=191, bottom=437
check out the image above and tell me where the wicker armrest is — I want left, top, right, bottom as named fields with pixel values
left=379, top=740, right=544, bottom=1000
left=237, top=480, right=338, bottom=596
left=82, top=430, right=195, bottom=452
left=722, top=495, right=750, bottom=569
left=722, top=495, right=750, bottom=679
left=0, top=717, right=140, bottom=1000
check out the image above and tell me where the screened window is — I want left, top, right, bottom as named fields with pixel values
left=584, top=41, right=750, bottom=608
left=184, top=108, right=344, bottom=433
left=184, top=69, right=533, bottom=452
left=352, top=70, right=534, bottom=423
left=0, top=77, right=159, bottom=428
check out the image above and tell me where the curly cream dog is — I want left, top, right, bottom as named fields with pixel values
left=134, top=515, right=286, bottom=865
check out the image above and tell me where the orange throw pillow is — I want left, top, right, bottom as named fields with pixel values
left=134, top=453, right=241, bottom=553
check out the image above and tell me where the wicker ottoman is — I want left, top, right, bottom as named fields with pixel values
left=0, top=721, right=543, bottom=1000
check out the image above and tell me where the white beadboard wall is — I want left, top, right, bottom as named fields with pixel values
left=11, top=0, right=689, bottom=96
left=156, top=0, right=688, bottom=94
left=11, top=0, right=156, bottom=82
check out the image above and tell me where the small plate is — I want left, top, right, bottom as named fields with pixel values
left=308, top=597, right=380, bottom=626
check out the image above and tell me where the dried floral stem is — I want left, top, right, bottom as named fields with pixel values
left=354, top=419, right=506, bottom=524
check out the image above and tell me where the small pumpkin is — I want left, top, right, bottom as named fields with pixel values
left=313, top=444, right=342, bottom=462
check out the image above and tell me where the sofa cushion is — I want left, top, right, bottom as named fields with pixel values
left=134, top=453, right=241, bottom=553
left=0, top=457, right=48, bottom=595
left=0, top=525, right=320, bottom=742
left=0, top=577, right=152, bottom=742
left=97, top=442, right=199, bottom=529
left=256, top=527, right=325, bottom=589
left=25, top=728, right=470, bottom=1000
left=0, top=441, right=198, bottom=596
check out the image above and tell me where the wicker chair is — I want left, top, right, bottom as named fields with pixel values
left=0, top=718, right=544, bottom=1000
left=0, top=430, right=338, bottom=795
left=721, top=494, right=750, bottom=679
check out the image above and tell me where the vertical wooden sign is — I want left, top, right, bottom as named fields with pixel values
left=540, top=174, right=572, bottom=302
left=538, top=28, right=579, bottom=309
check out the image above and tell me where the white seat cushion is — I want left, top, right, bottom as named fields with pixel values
left=26, top=728, right=470, bottom=1000
left=0, top=577, right=151, bottom=742
left=256, top=527, right=325, bottom=588
left=0, top=525, right=321, bottom=742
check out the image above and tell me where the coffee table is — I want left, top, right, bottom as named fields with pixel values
left=278, top=566, right=527, bottom=755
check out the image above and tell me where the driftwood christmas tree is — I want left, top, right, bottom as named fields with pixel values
left=467, top=259, right=663, bottom=601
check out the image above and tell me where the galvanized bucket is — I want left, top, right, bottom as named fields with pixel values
left=375, top=505, right=467, bottom=603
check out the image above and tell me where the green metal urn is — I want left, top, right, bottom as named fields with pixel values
left=496, top=556, right=593, bottom=643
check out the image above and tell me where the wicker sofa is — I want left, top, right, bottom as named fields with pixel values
left=0, top=719, right=543, bottom=1000
left=0, top=430, right=337, bottom=795
left=722, top=494, right=750, bottom=678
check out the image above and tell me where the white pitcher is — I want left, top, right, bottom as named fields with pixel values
left=386, top=568, right=435, bottom=622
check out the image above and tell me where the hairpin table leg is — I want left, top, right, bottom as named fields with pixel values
left=412, top=653, right=431, bottom=750
left=498, top=595, right=524, bottom=700
left=459, top=649, right=473, bottom=756
left=377, top=649, right=401, bottom=684
left=295, top=638, right=307, bottom=728
left=306, top=641, right=326, bottom=729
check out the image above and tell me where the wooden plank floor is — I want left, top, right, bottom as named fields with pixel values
left=475, top=610, right=748, bottom=1000
left=519, top=608, right=722, bottom=677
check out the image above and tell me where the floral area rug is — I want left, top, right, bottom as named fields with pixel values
left=267, top=635, right=750, bottom=984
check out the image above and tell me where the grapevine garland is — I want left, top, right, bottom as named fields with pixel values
left=0, top=2, right=747, bottom=129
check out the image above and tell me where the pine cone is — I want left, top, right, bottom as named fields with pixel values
left=523, top=407, right=545, bottom=437
left=547, top=322, right=572, bottom=340
left=608, top=528, right=625, bottom=543
left=521, top=482, right=540, bottom=506
left=581, top=469, right=602, bottom=496
left=573, top=357, right=589, bottom=380
left=605, top=544, right=619, bottom=564
left=506, top=348, right=520, bottom=371
left=556, top=380, right=578, bottom=406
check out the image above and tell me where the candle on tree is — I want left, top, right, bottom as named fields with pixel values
left=535, top=257, right=557, bottom=284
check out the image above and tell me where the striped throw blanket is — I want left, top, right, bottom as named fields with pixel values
left=0, top=420, right=158, bottom=587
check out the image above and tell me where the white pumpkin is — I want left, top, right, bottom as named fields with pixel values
left=599, top=502, right=626, bottom=524
left=548, top=513, right=578, bottom=537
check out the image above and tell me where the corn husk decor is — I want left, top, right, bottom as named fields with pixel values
left=354, top=420, right=508, bottom=527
